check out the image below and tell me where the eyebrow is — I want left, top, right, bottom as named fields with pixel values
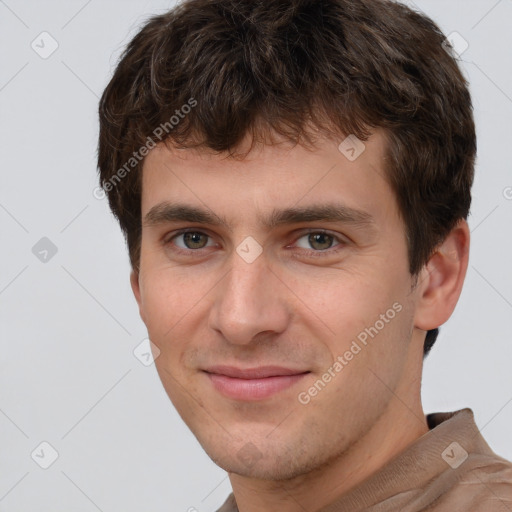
left=143, top=202, right=375, bottom=230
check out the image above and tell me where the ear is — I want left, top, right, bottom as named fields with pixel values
left=130, top=269, right=146, bottom=324
left=413, top=219, right=470, bottom=331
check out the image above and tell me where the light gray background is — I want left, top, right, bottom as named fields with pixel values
left=1, top=1, right=511, bottom=510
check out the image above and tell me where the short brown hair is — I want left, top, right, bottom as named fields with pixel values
left=97, top=0, right=476, bottom=356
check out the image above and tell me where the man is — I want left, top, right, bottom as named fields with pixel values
left=97, top=0, right=512, bottom=510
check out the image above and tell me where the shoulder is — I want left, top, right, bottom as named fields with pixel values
left=432, top=454, right=512, bottom=511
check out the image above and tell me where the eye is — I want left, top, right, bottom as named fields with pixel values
left=294, top=231, right=344, bottom=251
left=169, top=230, right=215, bottom=250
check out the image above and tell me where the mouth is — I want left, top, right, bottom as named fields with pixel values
left=202, top=365, right=311, bottom=401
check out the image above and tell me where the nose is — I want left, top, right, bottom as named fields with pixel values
left=208, top=249, right=290, bottom=345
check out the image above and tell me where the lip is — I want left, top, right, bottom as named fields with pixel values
left=203, top=366, right=310, bottom=401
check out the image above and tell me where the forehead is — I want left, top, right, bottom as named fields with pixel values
left=139, top=130, right=397, bottom=230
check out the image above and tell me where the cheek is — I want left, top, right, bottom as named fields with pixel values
left=304, top=301, right=414, bottom=422
left=139, top=271, right=203, bottom=351
left=284, top=266, right=397, bottom=331
left=141, top=263, right=212, bottom=316
left=300, top=272, right=411, bottom=373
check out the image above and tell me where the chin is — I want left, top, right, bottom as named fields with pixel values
left=203, top=439, right=323, bottom=481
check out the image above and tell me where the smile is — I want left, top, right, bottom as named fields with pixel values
left=203, top=366, right=311, bottom=401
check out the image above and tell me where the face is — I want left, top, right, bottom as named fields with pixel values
left=132, top=130, right=423, bottom=479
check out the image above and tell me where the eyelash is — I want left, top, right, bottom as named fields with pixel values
left=163, top=228, right=347, bottom=257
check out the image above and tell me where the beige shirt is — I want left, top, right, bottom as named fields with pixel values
left=217, top=408, right=512, bottom=511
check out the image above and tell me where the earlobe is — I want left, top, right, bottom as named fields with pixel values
left=414, top=220, right=470, bottom=331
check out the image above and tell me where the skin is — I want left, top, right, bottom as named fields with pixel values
left=131, top=129, right=470, bottom=512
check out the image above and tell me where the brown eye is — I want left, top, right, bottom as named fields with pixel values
left=168, top=231, right=213, bottom=251
left=181, top=232, right=209, bottom=249
left=308, top=233, right=334, bottom=250
left=295, top=232, right=336, bottom=251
